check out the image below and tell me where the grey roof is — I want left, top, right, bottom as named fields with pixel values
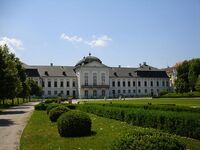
left=109, top=67, right=137, bottom=78
left=25, top=65, right=76, bottom=77
left=24, top=63, right=168, bottom=78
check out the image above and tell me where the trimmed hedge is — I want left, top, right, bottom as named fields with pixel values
left=49, top=106, right=70, bottom=122
left=57, top=110, right=91, bottom=137
left=86, top=103, right=200, bottom=113
left=35, top=103, right=48, bottom=110
left=78, top=105, right=200, bottom=139
left=111, top=130, right=186, bottom=150
left=46, top=103, right=61, bottom=114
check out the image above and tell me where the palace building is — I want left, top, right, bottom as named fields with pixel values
left=24, top=53, right=170, bottom=98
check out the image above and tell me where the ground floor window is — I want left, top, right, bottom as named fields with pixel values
left=73, top=90, right=76, bottom=98
left=145, top=89, right=147, bottom=93
left=85, top=90, right=88, bottom=98
left=54, top=90, right=57, bottom=95
left=48, top=90, right=51, bottom=95
left=93, top=90, right=97, bottom=97
left=102, top=90, right=105, bottom=97
left=66, top=90, right=70, bottom=96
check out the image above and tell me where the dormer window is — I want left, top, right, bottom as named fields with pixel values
left=45, top=71, right=49, bottom=76
left=63, top=72, right=66, bottom=76
left=129, top=72, right=132, bottom=77
left=114, top=72, right=118, bottom=77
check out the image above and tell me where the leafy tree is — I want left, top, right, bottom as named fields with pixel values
left=195, top=75, right=200, bottom=92
left=28, top=78, right=43, bottom=98
left=175, top=78, right=188, bottom=93
left=0, top=45, right=22, bottom=104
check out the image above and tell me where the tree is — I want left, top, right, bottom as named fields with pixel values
left=175, top=78, right=188, bottom=93
left=195, top=75, right=200, bottom=92
left=28, top=78, right=43, bottom=98
left=0, top=45, right=22, bottom=104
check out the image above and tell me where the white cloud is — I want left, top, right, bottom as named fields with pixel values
left=87, top=35, right=112, bottom=47
left=60, top=33, right=112, bottom=48
left=60, top=33, right=83, bottom=42
left=0, top=37, right=24, bottom=53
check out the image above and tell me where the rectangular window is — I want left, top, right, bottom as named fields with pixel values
left=54, top=81, right=57, bottom=87
left=93, top=90, right=97, bottom=97
left=73, top=90, right=76, bottom=97
left=144, top=81, right=147, bottom=87
left=66, top=90, right=70, bottom=96
left=60, top=81, right=63, bottom=87
left=54, top=90, right=57, bottom=95
left=151, top=81, right=153, bottom=87
left=138, top=89, right=141, bottom=93
left=128, top=89, right=131, bottom=93
left=66, top=81, right=70, bottom=87
left=157, top=81, right=159, bottom=87
left=145, top=89, right=147, bottom=93
left=133, top=81, right=135, bottom=87
left=162, top=81, right=165, bottom=86
left=123, top=81, right=126, bottom=87
left=118, top=90, right=121, bottom=94
left=128, top=81, right=130, bottom=87
left=123, top=90, right=126, bottom=94
left=60, top=90, right=63, bottom=94
left=73, top=80, right=76, bottom=87
left=48, top=90, right=51, bottom=95
left=138, top=81, right=141, bottom=87
left=112, top=90, right=115, bottom=95
left=84, top=73, right=88, bottom=86
left=93, top=73, right=97, bottom=86
left=102, top=90, right=105, bottom=96
left=112, top=81, right=115, bottom=87
left=118, top=81, right=120, bottom=87
left=101, top=73, right=105, bottom=85
left=133, top=89, right=136, bottom=93
left=85, top=90, right=88, bottom=98
left=48, top=81, right=51, bottom=87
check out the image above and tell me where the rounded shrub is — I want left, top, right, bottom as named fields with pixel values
left=57, top=110, right=92, bottom=137
left=35, top=103, right=48, bottom=110
left=46, top=103, right=61, bottom=114
left=111, top=131, right=186, bottom=150
left=45, top=99, right=57, bottom=104
left=49, top=106, right=70, bottom=122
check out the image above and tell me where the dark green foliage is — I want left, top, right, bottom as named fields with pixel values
left=195, top=75, right=200, bottom=92
left=78, top=104, right=200, bottom=139
left=49, top=106, right=70, bottom=122
left=111, top=130, right=186, bottom=150
left=62, top=104, right=77, bottom=110
left=44, top=99, right=57, bottom=104
left=46, top=103, right=61, bottom=114
left=57, top=110, right=91, bottom=137
left=86, top=103, right=200, bottom=113
left=35, top=103, right=48, bottom=110
left=160, top=91, right=200, bottom=98
left=176, top=58, right=200, bottom=92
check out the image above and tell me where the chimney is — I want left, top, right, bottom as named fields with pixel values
left=143, top=62, right=147, bottom=65
left=118, top=65, right=121, bottom=68
left=50, top=63, right=53, bottom=67
left=139, top=63, right=142, bottom=67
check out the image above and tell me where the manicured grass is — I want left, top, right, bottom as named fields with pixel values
left=84, top=98, right=200, bottom=107
left=20, top=110, right=200, bottom=150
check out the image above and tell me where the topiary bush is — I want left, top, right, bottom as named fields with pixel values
left=57, top=110, right=91, bottom=137
left=46, top=103, right=61, bottom=114
left=35, top=103, right=48, bottom=110
left=49, top=106, right=70, bottom=122
left=111, top=130, right=186, bottom=150
left=44, top=99, right=57, bottom=104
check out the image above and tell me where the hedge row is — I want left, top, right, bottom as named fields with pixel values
left=86, top=103, right=200, bottom=113
left=111, top=129, right=186, bottom=150
left=78, top=105, right=200, bottom=139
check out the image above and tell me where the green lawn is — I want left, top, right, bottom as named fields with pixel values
left=20, top=110, right=200, bottom=150
left=83, top=98, right=200, bottom=107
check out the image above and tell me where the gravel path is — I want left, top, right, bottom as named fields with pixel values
left=0, top=102, right=38, bottom=150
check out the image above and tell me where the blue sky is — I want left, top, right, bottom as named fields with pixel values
left=0, top=0, right=200, bottom=68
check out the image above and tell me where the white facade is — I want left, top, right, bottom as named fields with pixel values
left=27, top=55, right=170, bottom=98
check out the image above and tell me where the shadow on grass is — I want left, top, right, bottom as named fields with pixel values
left=0, top=110, right=27, bottom=115
left=61, top=131, right=97, bottom=138
left=0, top=119, right=15, bottom=126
